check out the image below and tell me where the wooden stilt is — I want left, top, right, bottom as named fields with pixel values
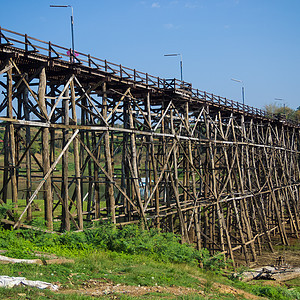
left=70, top=80, right=83, bottom=229
left=61, top=86, right=70, bottom=231
left=7, top=66, right=18, bottom=211
left=103, top=83, right=115, bottom=223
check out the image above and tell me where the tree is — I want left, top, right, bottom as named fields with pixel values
left=264, top=103, right=300, bottom=123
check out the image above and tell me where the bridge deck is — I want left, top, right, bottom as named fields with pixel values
left=2, top=27, right=297, bottom=124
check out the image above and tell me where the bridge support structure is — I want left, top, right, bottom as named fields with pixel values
left=0, top=28, right=299, bottom=265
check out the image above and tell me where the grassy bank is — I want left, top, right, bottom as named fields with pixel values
left=0, top=223, right=299, bottom=299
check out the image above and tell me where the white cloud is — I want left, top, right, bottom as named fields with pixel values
left=185, top=1, right=198, bottom=9
left=164, top=23, right=181, bottom=30
left=164, top=23, right=174, bottom=29
left=152, top=2, right=160, bottom=8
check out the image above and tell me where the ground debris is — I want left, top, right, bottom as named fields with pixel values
left=62, top=277, right=263, bottom=299
left=234, top=265, right=300, bottom=282
left=62, top=278, right=204, bottom=297
left=0, top=275, right=59, bottom=291
left=0, top=255, right=43, bottom=265
left=0, top=254, right=74, bottom=265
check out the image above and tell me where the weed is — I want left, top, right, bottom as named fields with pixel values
left=251, top=284, right=300, bottom=300
left=0, top=203, right=13, bottom=219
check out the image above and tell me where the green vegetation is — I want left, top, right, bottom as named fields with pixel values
left=0, top=223, right=299, bottom=299
left=264, top=104, right=300, bottom=122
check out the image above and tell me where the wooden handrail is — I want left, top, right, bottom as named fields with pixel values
left=0, top=27, right=298, bottom=126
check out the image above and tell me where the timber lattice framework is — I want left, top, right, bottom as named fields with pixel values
left=0, top=27, right=299, bottom=265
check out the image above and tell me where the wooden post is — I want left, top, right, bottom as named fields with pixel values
left=122, top=98, right=131, bottom=220
left=61, top=86, right=70, bottom=231
left=128, top=97, right=147, bottom=225
left=39, top=67, right=53, bottom=229
left=23, top=73, right=32, bottom=221
left=170, top=109, right=190, bottom=243
left=146, top=92, right=160, bottom=228
left=103, top=82, right=115, bottom=223
left=7, top=66, right=18, bottom=211
left=70, top=79, right=83, bottom=229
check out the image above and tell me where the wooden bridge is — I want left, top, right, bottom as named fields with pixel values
left=0, top=27, right=299, bottom=265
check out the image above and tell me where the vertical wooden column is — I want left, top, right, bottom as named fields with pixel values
left=207, top=113, right=234, bottom=264
left=110, top=106, right=115, bottom=213
left=79, top=95, right=87, bottom=219
left=246, top=120, right=262, bottom=255
left=183, top=101, right=190, bottom=205
left=233, top=116, right=257, bottom=262
left=146, top=92, right=160, bottom=227
left=187, top=103, right=199, bottom=246
left=92, top=129, right=100, bottom=219
left=61, top=86, right=70, bottom=231
left=194, top=207, right=202, bottom=250
left=122, top=99, right=131, bottom=220
left=86, top=103, right=93, bottom=219
left=49, top=86, right=56, bottom=167
left=202, top=107, right=210, bottom=249
left=2, top=126, right=9, bottom=204
left=7, top=66, right=18, bottom=210
left=70, top=80, right=83, bottom=229
left=170, top=109, right=190, bottom=243
left=265, top=125, right=289, bottom=245
left=103, top=83, right=115, bottom=223
left=23, top=73, right=32, bottom=221
left=38, top=67, right=53, bottom=229
left=128, top=97, right=147, bottom=225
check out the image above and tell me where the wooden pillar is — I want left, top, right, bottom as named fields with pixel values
left=86, top=104, right=93, bottom=219
left=146, top=92, right=160, bottom=227
left=7, top=66, right=18, bottom=210
left=23, top=73, right=32, bottom=221
left=70, top=80, right=83, bottom=229
left=92, top=129, right=100, bottom=219
left=103, top=83, right=115, bottom=223
left=2, top=126, right=9, bottom=204
left=127, top=97, right=147, bottom=226
left=122, top=99, right=130, bottom=219
left=61, top=86, right=70, bottom=231
left=38, top=67, right=53, bottom=229
left=170, top=109, right=190, bottom=243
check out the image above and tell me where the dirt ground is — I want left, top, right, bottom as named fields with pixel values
left=236, top=238, right=300, bottom=268
left=61, top=277, right=264, bottom=299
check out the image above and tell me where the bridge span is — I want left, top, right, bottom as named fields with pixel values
left=0, top=27, right=299, bottom=265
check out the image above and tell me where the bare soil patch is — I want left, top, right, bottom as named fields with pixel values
left=61, top=277, right=264, bottom=299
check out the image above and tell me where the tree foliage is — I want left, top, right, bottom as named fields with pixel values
left=264, top=103, right=300, bottom=122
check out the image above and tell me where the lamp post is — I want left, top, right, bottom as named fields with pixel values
left=164, top=53, right=183, bottom=82
left=275, top=98, right=286, bottom=115
left=50, top=5, right=75, bottom=61
left=231, top=78, right=245, bottom=106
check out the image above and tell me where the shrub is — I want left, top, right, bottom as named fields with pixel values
left=0, top=222, right=228, bottom=271
left=251, top=285, right=300, bottom=300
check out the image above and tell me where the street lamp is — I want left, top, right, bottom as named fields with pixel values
left=275, top=98, right=286, bottom=115
left=50, top=5, right=75, bottom=61
left=231, top=78, right=245, bottom=106
left=164, top=53, right=183, bottom=82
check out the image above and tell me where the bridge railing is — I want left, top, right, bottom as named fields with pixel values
left=0, top=27, right=297, bottom=125
left=166, top=78, right=269, bottom=117
left=0, top=27, right=167, bottom=88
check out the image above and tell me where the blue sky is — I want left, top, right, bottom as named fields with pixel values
left=1, top=0, right=299, bottom=110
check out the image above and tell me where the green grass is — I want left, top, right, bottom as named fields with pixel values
left=0, top=224, right=299, bottom=299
